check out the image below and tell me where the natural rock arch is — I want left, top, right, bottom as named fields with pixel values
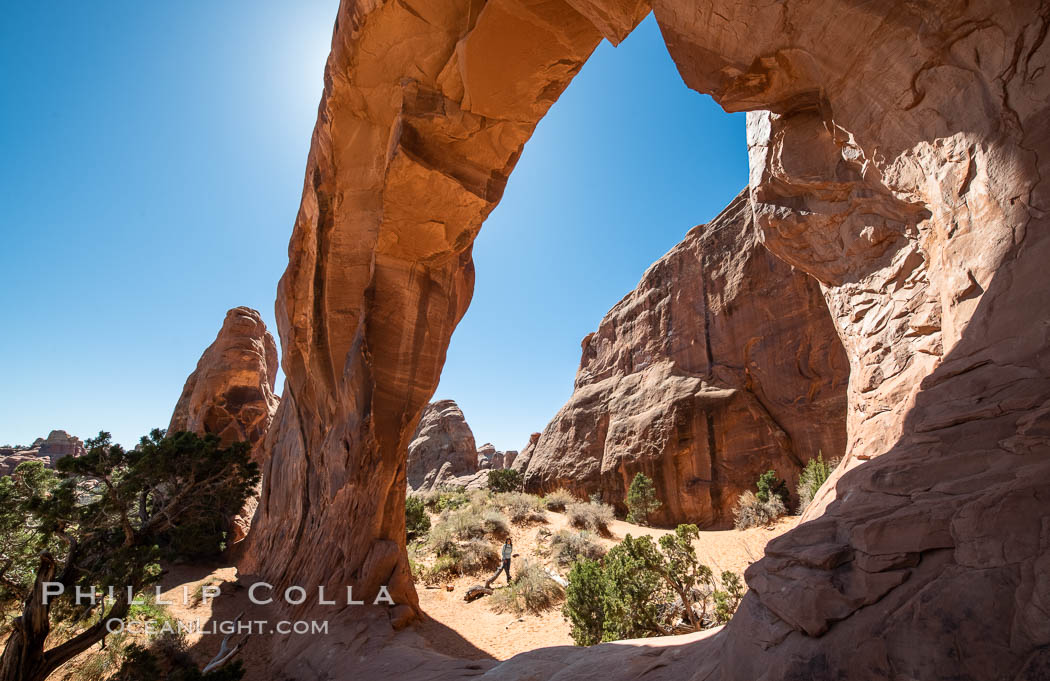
left=241, top=0, right=1050, bottom=678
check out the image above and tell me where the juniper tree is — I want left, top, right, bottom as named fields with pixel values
left=0, top=430, right=258, bottom=681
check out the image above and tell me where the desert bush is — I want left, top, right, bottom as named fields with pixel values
left=562, top=524, right=746, bottom=645
left=435, top=487, right=470, bottom=512
left=733, top=490, right=787, bottom=530
left=457, top=538, right=500, bottom=574
left=427, top=522, right=458, bottom=557
left=543, top=488, right=575, bottom=511
left=422, top=555, right=459, bottom=583
left=405, top=494, right=431, bottom=540
left=755, top=469, right=790, bottom=506
left=116, top=629, right=245, bottom=681
left=490, top=560, right=565, bottom=616
left=480, top=508, right=511, bottom=538
left=564, top=558, right=606, bottom=646
left=496, top=492, right=547, bottom=524
left=550, top=529, right=605, bottom=567
left=566, top=501, right=615, bottom=535
left=713, top=571, right=745, bottom=625
left=796, top=453, right=839, bottom=512
left=488, top=468, right=523, bottom=493
left=626, top=472, right=662, bottom=525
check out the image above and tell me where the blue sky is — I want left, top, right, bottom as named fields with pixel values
left=0, top=4, right=746, bottom=450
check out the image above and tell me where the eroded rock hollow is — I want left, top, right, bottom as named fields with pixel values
left=243, top=0, right=1050, bottom=678
left=520, top=191, right=848, bottom=526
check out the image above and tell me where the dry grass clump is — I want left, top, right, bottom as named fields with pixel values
left=495, top=492, right=547, bottom=524
left=489, top=560, right=565, bottom=615
left=543, top=488, right=576, bottom=512
left=480, top=509, right=511, bottom=538
left=457, top=539, right=500, bottom=574
left=566, top=501, right=615, bottom=535
left=421, top=505, right=508, bottom=577
left=549, top=529, right=605, bottom=567
left=732, top=490, right=787, bottom=529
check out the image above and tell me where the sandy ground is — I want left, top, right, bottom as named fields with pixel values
left=47, top=510, right=796, bottom=676
left=414, top=510, right=798, bottom=661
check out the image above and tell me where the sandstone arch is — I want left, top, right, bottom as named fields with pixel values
left=242, top=0, right=1050, bottom=678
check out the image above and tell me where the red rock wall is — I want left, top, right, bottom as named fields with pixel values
left=243, top=0, right=1050, bottom=678
left=521, top=192, right=848, bottom=526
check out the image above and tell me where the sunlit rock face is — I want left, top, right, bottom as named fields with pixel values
left=169, top=306, right=280, bottom=458
left=242, top=0, right=1050, bottom=678
left=169, top=307, right=279, bottom=543
left=520, top=192, right=848, bottom=526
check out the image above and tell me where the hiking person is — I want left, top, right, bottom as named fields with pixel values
left=499, top=538, right=513, bottom=583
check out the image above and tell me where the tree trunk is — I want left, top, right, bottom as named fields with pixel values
left=0, top=554, right=131, bottom=681
left=0, top=554, right=56, bottom=681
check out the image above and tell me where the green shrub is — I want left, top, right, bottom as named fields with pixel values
left=488, top=468, right=523, bottom=493
left=550, top=529, right=605, bottom=567
left=562, top=525, right=746, bottom=645
left=755, top=469, right=789, bottom=506
left=490, top=560, right=564, bottom=615
left=543, top=488, right=575, bottom=512
left=625, top=473, right=662, bottom=525
left=424, top=555, right=459, bottom=583
left=405, top=494, right=431, bottom=540
left=733, top=490, right=787, bottom=529
left=435, top=488, right=469, bottom=512
left=566, top=501, right=615, bottom=535
left=796, top=453, right=838, bottom=512
left=564, top=558, right=606, bottom=646
left=495, top=492, right=546, bottom=524
left=713, top=571, right=745, bottom=625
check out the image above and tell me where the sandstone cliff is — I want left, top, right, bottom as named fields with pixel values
left=242, top=0, right=1050, bottom=679
left=521, top=192, right=848, bottom=526
left=169, top=307, right=279, bottom=543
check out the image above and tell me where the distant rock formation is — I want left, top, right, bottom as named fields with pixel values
left=521, top=193, right=849, bottom=526
left=37, top=430, right=86, bottom=462
left=407, top=400, right=480, bottom=492
left=477, top=442, right=517, bottom=470
left=168, top=307, right=279, bottom=461
left=169, top=307, right=279, bottom=543
left=0, top=430, right=86, bottom=476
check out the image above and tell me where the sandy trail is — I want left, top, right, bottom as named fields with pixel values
left=414, top=510, right=798, bottom=661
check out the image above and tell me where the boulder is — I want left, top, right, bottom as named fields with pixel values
left=521, top=192, right=848, bottom=526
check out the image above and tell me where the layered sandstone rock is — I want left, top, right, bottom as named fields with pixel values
left=168, top=307, right=279, bottom=459
left=521, top=192, right=848, bottom=526
left=170, top=307, right=279, bottom=544
left=244, top=0, right=1050, bottom=678
left=0, top=431, right=85, bottom=476
left=406, top=400, right=480, bottom=491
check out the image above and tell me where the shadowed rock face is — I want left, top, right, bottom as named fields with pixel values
left=242, top=0, right=1050, bottom=678
left=521, top=192, right=848, bottom=526
left=169, top=307, right=279, bottom=458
